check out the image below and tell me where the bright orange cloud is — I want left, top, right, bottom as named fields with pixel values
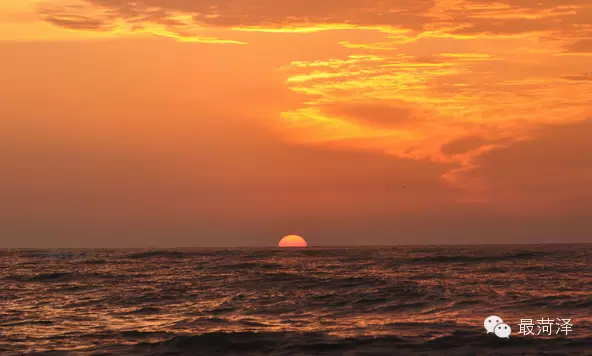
left=14, top=0, right=592, bottom=191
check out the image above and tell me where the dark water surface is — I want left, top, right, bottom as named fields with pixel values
left=1, top=244, right=590, bottom=355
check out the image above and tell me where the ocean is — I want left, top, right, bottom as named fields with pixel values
left=1, top=244, right=590, bottom=355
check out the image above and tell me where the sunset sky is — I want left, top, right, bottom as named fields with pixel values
left=1, top=0, right=591, bottom=247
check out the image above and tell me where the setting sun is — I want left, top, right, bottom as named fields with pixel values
left=278, top=235, right=308, bottom=248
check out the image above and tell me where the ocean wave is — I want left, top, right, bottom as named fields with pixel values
left=78, top=259, right=108, bottom=265
left=407, top=250, right=552, bottom=264
left=214, top=262, right=284, bottom=270
left=4, top=272, right=75, bottom=282
left=122, top=331, right=592, bottom=356
left=127, top=250, right=187, bottom=259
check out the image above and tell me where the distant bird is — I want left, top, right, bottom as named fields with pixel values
left=402, top=185, right=406, bottom=189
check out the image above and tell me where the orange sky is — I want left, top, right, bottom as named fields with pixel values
left=1, top=0, right=591, bottom=247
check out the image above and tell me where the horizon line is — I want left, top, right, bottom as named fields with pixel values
left=2, top=242, right=591, bottom=250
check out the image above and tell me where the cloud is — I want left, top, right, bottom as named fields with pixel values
left=75, top=0, right=435, bottom=27
left=440, top=135, right=518, bottom=156
left=562, top=72, right=592, bottom=81
left=278, top=44, right=592, bottom=178
left=319, top=101, right=429, bottom=129
left=449, top=18, right=559, bottom=36
left=37, top=3, right=118, bottom=31
left=35, top=0, right=435, bottom=39
left=36, top=1, right=249, bottom=43
left=466, top=0, right=591, bottom=9
left=30, top=0, right=592, bottom=187
left=456, top=118, right=592, bottom=206
left=42, top=14, right=114, bottom=31
left=440, top=136, right=489, bottom=156
left=564, top=39, right=592, bottom=53
left=36, top=0, right=591, bottom=41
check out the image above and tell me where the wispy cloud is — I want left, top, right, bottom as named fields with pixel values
left=562, top=72, right=592, bottom=81
left=31, top=0, right=592, bottom=187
